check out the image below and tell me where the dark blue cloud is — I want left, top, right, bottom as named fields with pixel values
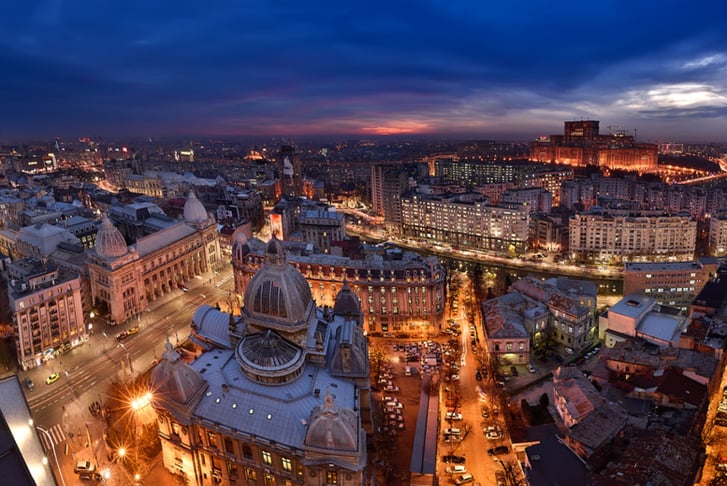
left=2, top=0, right=727, bottom=141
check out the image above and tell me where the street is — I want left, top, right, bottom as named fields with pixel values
left=21, top=268, right=234, bottom=485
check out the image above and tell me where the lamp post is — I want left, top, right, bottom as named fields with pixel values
left=36, top=425, right=66, bottom=486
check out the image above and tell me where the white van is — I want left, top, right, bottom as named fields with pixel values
left=455, top=473, right=474, bottom=485
left=405, top=366, right=413, bottom=376
left=446, top=465, right=466, bottom=474
left=444, top=427, right=461, bottom=436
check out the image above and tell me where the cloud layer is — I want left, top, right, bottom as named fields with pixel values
left=2, top=0, right=727, bottom=142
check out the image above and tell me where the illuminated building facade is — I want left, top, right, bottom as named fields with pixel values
left=9, top=259, right=85, bottom=369
left=151, top=239, right=369, bottom=485
left=279, top=145, right=303, bottom=198
left=299, top=209, right=345, bottom=254
left=569, top=210, right=696, bottom=263
left=623, top=259, right=718, bottom=310
left=232, top=236, right=445, bottom=335
left=87, top=192, right=221, bottom=325
left=400, top=192, right=529, bottom=254
left=530, top=120, right=658, bottom=172
left=371, top=163, right=408, bottom=233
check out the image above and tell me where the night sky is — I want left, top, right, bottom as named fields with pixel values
left=3, top=1, right=727, bottom=142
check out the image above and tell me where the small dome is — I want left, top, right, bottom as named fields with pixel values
left=333, top=282, right=362, bottom=325
left=150, top=342, right=206, bottom=405
left=183, top=191, right=208, bottom=223
left=265, top=236, right=286, bottom=266
left=304, top=390, right=359, bottom=452
left=95, top=215, right=128, bottom=258
left=243, top=237, right=314, bottom=329
left=236, top=330, right=305, bottom=383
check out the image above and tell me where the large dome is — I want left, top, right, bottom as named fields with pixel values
left=183, top=191, right=208, bottom=223
left=243, top=237, right=314, bottom=330
left=95, top=215, right=128, bottom=258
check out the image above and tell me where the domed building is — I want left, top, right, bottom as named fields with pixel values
left=87, top=192, right=221, bottom=325
left=152, top=237, right=370, bottom=485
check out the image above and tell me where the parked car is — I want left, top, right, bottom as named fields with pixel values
left=446, top=465, right=467, bottom=474
left=510, top=365, right=519, bottom=377
left=488, top=445, right=509, bottom=456
left=442, top=454, right=466, bottom=464
left=74, top=460, right=96, bottom=474
left=445, top=412, right=463, bottom=421
left=454, top=473, right=475, bottom=485
left=527, top=363, right=536, bottom=373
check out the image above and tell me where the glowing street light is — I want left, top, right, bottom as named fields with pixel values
left=131, top=392, right=153, bottom=411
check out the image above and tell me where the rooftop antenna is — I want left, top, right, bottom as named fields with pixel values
left=634, top=128, right=638, bottom=142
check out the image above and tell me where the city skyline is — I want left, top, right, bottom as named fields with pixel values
left=2, top=1, right=727, bottom=142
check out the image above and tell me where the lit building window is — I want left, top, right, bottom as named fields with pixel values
left=262, top=450, right=273, bottom=466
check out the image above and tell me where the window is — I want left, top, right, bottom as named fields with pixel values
left=245, top=468, right=257, bottom=480
left=242, top=445, right=253, bottom=460
left=326, top=470, right=338, bottom=484
left=262, top=450, right=273, bottom=466
left=224, top=437, right=234, bottom=454
left=506, top=342, right=513, bottom=351
left=281, top=457, right=292, bottom=472
left=207, top=431, right=217, bottom=448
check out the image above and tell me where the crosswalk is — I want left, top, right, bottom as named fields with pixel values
left=38, top=424, right=66, bottom=451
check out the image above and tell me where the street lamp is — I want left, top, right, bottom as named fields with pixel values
left=36, top=425, right=66, bottom=486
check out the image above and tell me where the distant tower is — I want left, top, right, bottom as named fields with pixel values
left=278, top=145, right=303, bottom=198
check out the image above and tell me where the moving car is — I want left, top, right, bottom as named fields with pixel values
left=116, top=331, right=129, bottom=341
left=24, top=377, right=34, bottom=390
left=46, top=373, right=60, bottom=385
left=127, top=326, right=139, bottom=335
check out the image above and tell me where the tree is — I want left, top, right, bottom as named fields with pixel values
left=498, top=458, right=527, bottom=486
left=368, top=344, right=387, bottom=380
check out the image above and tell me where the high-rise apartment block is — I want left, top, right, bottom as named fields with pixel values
left=278, top=145, right=303, bottom=198
left=569, top=210, right=696, bottom=263
left=371, top=163, right=408, bottom=232
left=400, top=193, right=529, bottom=254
